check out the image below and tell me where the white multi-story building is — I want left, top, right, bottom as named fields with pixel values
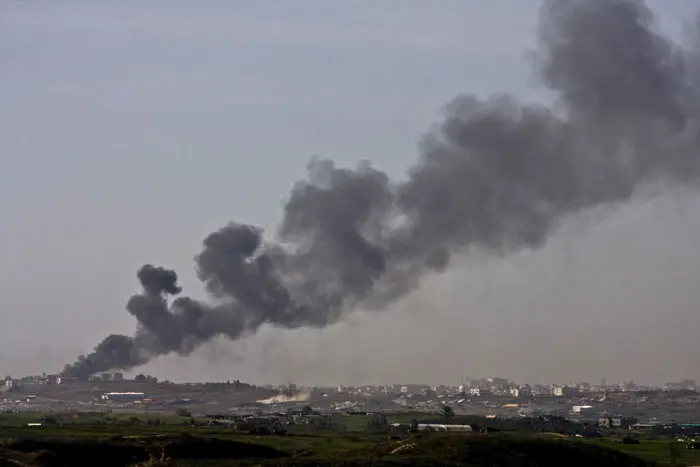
left=510, top=385, right=532, bottom=398
left=469, top=387, right=492, bottom=397
left=552, top=385, right=578, bottom=397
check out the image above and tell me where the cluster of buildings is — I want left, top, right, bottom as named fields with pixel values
left=2, top=371, right=158, bottom=390
left=3, top=371, right=700, bottom=429
left=385, top=377, right=699, bottom=399
left=286, top=377, right=700, bottom=424
left=330, top=378, right=663, bottom=401
left=4, top=374, right=62, bottom=390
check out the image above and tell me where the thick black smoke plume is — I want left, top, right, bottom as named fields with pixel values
left=63, top=0, right=700, bottom=377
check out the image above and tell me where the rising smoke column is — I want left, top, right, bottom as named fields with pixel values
left=63, top=0, right=700, bottom=377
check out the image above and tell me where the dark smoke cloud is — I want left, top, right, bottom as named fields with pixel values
left=136, top=264, right=182, bottom=296
left=62, top=0, right=700, bottom=378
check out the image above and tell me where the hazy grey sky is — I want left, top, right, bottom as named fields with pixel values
left=2, top=0, right=699, bottom=386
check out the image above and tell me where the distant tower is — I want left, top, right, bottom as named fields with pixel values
left=601, top=376, right=606, bottom=389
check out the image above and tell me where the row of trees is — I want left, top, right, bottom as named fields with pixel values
left=133, top=374, right=159, bottom=383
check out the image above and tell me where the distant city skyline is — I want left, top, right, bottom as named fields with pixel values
left=6, top=370, right=700, bottom=395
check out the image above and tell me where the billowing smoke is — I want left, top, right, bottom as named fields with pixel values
left=63, top=0, right=700, bottom=378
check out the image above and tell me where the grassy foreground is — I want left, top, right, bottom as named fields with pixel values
left=0, top=432, right=660, bottom=467
left=0, top=413, right=698, bottom=466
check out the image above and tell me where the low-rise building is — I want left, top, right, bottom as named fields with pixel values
left=45, top=374, right=62, bottom=385
left=598, top=416, right=637, bottom=429
left=572, top=405, right=594, bottom=414
left=101, top=392, right=146, bottom=402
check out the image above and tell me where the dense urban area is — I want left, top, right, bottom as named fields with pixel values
left=2, top=372, right=700, bottom=466
left=3, top=372, right=700, bottom=426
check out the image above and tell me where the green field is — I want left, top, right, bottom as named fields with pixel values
left=596, top=439, right=698, bottom=466
left=1, top=411, right=699, bottom=466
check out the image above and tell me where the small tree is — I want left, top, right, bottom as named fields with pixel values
left=43, top=415, right=59, bottom=426
left=175, top=408, right=192, bottom=417
left=301, top=405, right=313, bottom=417
left=441, top=405, right=455, bottom=423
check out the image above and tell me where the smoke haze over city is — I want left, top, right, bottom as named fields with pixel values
left=2, top=0, right=700, bottom=386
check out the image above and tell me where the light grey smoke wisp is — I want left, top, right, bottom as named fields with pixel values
left=63, top=0, right=700, bottom=378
